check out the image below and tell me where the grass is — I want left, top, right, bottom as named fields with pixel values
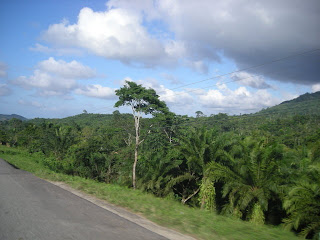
left=0, top=145, right=301, bottom=240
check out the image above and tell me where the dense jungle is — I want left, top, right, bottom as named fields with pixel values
left=1, top=90, right=320, bottom=239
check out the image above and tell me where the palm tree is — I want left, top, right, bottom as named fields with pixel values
left=137, top=147, right=183, bottom=197
left=207, top=137, right=284, bottom=224
left=169, top=127, right=212, bottom=205
left=168, top=128, right=239, bottom=209
left=283, top=162, right=320, bottom=239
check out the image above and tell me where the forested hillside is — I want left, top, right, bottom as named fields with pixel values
left=259, top=91, right=320, bottom=116
left=0, top=114, right=27, bottom=121
left=1, top=91, right=320, bottom=239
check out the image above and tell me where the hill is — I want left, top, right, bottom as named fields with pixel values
left=3, top=91, right=319, bottom=126
left=0, top=114, right=28, bottom=121
left=257, top=91, right=320, bottom=116
left=30, top=112, right=132, bottom=128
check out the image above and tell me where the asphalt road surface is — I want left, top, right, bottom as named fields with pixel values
left=0, top=158, right=168, bottom=240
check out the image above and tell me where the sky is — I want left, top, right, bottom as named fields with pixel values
left=0, top=0, right=319, bottom=119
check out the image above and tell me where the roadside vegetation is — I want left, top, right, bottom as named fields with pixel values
left=0, top=87, right=319, bottom=239
left=0, top=145, right=301, bottom=240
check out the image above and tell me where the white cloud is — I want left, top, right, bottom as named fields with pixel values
left=104, top=0, right=319, bottom=84
left=13, top=58, right=96, bottom=96
left=125, top=77, right=194, bottom=106
left=156, top=0, right=320, bottom=84
left=29, top=43, right=52, bottom=54
left=231, top=71, right=272, bottom=89
left=312, top=83, right=320, bottom=92
left=42, top=7, right=177, bottom=66
left=185, top=60, right=208, bottom=74
left=0, top=84, right=11, bottom=96
left=37, top=57, right=96, bottom=79
left=106, top=0, right=160, bottom=21
left=37, top=0, right=320, bottom=82
left=75, top=84, right=116, bottom=99
left=159, top=87, right=194, bottom=106
left=198, top=85, right=279, bottom=114
left=0, top=62, right=7, bottom=78
left=164, top=40, right=186, bottom=59
left=121, top=77, right=281, bottom=114
left=15, top=69, right=77, bottom=96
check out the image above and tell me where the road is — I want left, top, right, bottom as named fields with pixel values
left=0, top=158, right=168, bottom=240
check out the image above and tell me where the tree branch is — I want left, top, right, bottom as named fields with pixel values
left=181, top=187, right=200, bottom=204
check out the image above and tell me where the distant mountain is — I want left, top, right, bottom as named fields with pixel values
left=258, top=91, right=320, bottom=116
left=30, top=113, right=132, bottom=128
left=0, top=114, right=28, bottom=121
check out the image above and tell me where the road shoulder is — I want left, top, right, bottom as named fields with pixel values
left=49, top=181, right=196, bottom=240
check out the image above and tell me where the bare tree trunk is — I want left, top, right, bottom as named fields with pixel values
left=133, top=114, right=140, bottom=189
left=133, top=143, right=138, bottom=189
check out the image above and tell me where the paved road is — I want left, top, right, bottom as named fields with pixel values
left=0, top=158, right=167, bottom=240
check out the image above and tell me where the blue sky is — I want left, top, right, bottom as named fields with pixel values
left=0, top=0, right=319, bottom=118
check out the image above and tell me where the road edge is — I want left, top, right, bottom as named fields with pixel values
left=48, top=181, right=197, bottom=240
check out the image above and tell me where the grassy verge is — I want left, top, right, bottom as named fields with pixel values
left=0, top=145, right=301, bottom=240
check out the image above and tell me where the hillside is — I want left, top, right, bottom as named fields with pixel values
left=258, top=91, right=320, bottom=116
left=0, top=91, right=319, bottom=239
left=30, top=112, right=133, bottom=128
left=0, top=114, right=28, bottom=121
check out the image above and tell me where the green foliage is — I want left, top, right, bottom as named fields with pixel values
left=283, top=163, right=320, bottom=239
left=199, top=177, right=216, bottom=211
left=137, top=147, right=183, bottom=197
left=259, top=91, right=320, bottom=117
left=114, top=80, right=168, bottom=115
left=114, top=80, right=169, bottom=189
left=0, top=114, right=27, bottom=121
left=0, top=145, right=301, bottom=240
left=207, top=138, right=284, bottom=224
left=250, top=203, right=265, bottom=225
left=1, top=90, right=320, bottom=238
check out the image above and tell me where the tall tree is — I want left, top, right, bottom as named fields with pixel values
left=114, top=80, right=168, bottom=189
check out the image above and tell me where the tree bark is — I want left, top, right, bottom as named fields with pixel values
left=181, top=188, right=200, bottom=204
left=133, top=144, right=138, bottom=189
left=133, top=114, right=140, bottom=189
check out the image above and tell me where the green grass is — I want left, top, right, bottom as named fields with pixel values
left=0, top=145, right=301, bottom=240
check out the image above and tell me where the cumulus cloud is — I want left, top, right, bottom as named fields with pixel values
left=15, top=70, right=77, bottom=96
left=124, top=77, right=194, bottom=106
left=198, top=84, right=279, bottom=114
left=185, top=60, right=209, bottom=74
left=37, top=57, right=96, bottom=79
left=103, top=0, right=320, bottom=84
left=0, top=62, right=7, bottom=78
left=38, top=0, right=319, bottom=85
left=42, top=7, right=181, bottom=66
left=158, top=87, right=194, bottom=106
left=156, top=0, right=320, bottom=85
left=75, top=84, right=116, bottom=99
left=122, top=77, right=282, bottom=114
left=312, top=84, right=320, bottom=92
left=13, top=58, right=96, bottom=96
left=231, top=71, right=272, bottom=89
